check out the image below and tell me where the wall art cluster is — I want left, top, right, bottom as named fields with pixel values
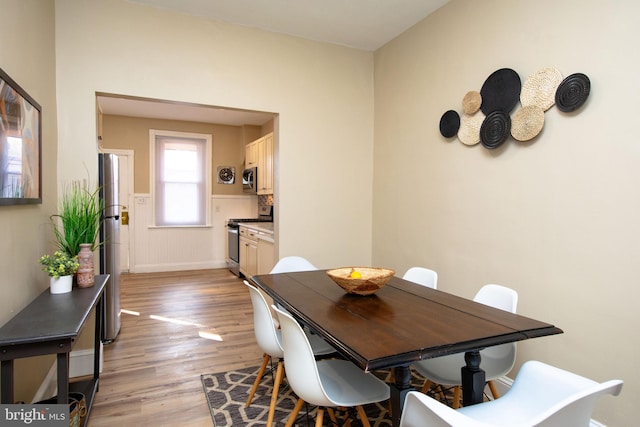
left=439, top=67, right=591, bottom=149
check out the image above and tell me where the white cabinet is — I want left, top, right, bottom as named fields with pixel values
left=257, top=133, right=274, bottom=195
left=239, top=226, right=258, bottom=278
left=257, top=232, right=275, bottom=274
left=240, top=224, right=275, bottom=277
left=245, top=140, right=258, bottom=169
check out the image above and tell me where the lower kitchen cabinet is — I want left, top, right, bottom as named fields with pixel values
left=257, top=233, right=275, bottom=274
left=240, top=224, right=275, bottom=278
left=239, top=226, right=258, bottom=278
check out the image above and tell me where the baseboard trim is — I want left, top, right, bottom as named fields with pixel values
left=32, top=343, right=103, bottom=402
left=493, top=376, right=605, bottom=427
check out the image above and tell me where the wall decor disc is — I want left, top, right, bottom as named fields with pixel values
left=511, top=105, right=545, bottom=141
left=555, top=73, right=591, bottom=112
left=462, top=90, right=482, bottom=115
left=439, top=110, right=461, bottom=138
left=480, top=110, right=511, bottom=149
left=480, top=68, right=521, bottom=115
left=520, top=67, right=563, bottom=111
left=458, top=111, right=485, bottom=146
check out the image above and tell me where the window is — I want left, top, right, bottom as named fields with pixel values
left=150, top=130, right=212, bottom=226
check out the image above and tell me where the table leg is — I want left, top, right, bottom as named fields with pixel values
left=1, top=360, right=13, bottom=404
left=461, top=350, right=485, bottom=406
left=390, top=365, right=412, bottom=427
left=56, top=353, right=69, bottom=404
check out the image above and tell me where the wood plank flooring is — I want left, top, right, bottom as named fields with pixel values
left=87, top=269, right=262, bottom=426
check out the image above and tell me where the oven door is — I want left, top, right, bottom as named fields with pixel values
left=227, top=223, right=241, bottom=276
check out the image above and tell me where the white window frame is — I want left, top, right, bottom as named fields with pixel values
left=149, top=129, right=212, bottom=227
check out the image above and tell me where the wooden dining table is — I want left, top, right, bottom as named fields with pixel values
left=250, top=270, right=563, bottom=426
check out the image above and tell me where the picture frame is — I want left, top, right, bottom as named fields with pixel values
left=0, top=67, right=42, bottom=205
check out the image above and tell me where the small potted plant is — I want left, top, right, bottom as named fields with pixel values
left=40, top=251, right=80, bottom=294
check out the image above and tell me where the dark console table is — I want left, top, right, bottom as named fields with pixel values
left=0, top=274, right=108, bottom=421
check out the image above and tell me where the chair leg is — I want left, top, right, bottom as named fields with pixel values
left=246, top=353, right=270, bottom=407
left=421, top=379, right=434, bottom=394
left=356, top=405, right=371, bottom=427
left=315, top=408, right=324, bottom=427
left=266, top=360, right=285, bottom=427
left=285, top=398, right=305, bottom=427
left=327, top=408, right=339, bottom=425
left=452, top=386, right=462, bottom=409
left=488, top=380, right=500, bottom=399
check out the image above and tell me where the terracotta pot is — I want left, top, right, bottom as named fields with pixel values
left=76, top=243, right=95, bottom=288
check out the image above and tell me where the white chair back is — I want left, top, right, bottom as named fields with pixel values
left=401, top=361, right=623, bottom=427
left=403, top=267, right=438, bottom=289
left=457, top=360, right=624, bottom=427
left=474, top=284, right=518, bottom=377
left=272, top=305, right=335, bottom=407
left=474, top=284, right=518, bottom=312
left=244, top=281, right=283, bottom=358
left=270, top=256, right=317, bottom=273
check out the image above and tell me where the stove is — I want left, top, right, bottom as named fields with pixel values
left=227, top=206, right=273, bottom=276
left=227, top=205, right=273, bottom=227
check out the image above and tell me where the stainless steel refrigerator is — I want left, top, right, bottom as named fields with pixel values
left=98, top=153, right=121, bottom=343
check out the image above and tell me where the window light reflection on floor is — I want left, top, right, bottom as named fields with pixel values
left=120, top=309, right=222, bottom=340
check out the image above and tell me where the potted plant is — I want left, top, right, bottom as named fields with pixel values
left=50, top=180, right=104, bottom=287
left=40, top=251, right=79, bottom=294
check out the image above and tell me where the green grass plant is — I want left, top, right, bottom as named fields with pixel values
left=51, top=181, right=104, bottom=256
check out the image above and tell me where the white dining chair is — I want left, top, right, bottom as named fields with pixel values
left=412, top=284, right=518, bottom=408
left=243, top=281, right=335, bottom=427
left=399, top=360, right=623, bottom=427
left=273, top=304, right=390, bottom=427
left=403, top=267, right=438, bottom=289
left=270, top=255, right=317, bottom=273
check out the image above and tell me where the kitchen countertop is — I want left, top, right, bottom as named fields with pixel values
left=240, top=222, right=274, bottom=234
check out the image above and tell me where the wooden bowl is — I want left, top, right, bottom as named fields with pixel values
left=326, top=267, right=395, bottom=296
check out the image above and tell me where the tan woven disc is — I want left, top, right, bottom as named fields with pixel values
left=520, top=67, right=563, bottom=111
left=511, top=105, right=545, bottom=141
left=458, top=111, right=485, bottom=146
left=462, top=91, right=482, bottom=115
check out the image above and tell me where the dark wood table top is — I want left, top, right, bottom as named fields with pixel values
left=251, top=270, right=563, bottom=372
left=0, top=275, right=108, bottom=350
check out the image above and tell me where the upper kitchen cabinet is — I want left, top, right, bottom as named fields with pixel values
left=245, top=140, right=258, bottom=169
left=257, top=133, right=274, bottom=195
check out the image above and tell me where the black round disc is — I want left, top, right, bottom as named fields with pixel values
left=480, top=68, right=521, bottom=115
left=480, top=111, right=511, bottom=149
left=555, top=73, right=591, bottom=112
left=439, top=110, right=461, bottom=138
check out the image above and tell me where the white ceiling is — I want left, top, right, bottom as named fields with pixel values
left=100, top=0, right=449, bottom=125
left=126, top=0, right=449, bottom=51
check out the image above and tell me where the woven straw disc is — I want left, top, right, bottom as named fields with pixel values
left=520, top=67, right=563, bottom=111
left=511, top=105, right=545, bottom=141
left=458, top=111, right=485, bottom=146
left=462, top=91, right=482, bottom=115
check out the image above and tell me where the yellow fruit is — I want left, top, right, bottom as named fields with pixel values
left=350, top=270, right=362, bottom=279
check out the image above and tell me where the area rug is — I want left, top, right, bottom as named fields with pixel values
left=201, top=364, right=436, bottom=426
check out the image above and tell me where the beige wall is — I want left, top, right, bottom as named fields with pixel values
left=101, top=114, right=259, bottom=195
left=54, top=0, right=374, bottom=267
left=0, top=0, right=59, bottom=403
left=373, top=0, right=638, bottom=424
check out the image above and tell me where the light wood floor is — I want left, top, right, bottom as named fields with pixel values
left=87, top=269, right=263, bottom=426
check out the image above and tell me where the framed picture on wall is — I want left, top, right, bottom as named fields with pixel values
left=0, top=67, right=42, bottom=205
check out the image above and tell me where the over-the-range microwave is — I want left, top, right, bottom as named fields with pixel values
left=243, top=167, right=257, bottom=194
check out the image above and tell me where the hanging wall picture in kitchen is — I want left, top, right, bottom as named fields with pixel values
left=438, top=67, right=591, bottom=150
